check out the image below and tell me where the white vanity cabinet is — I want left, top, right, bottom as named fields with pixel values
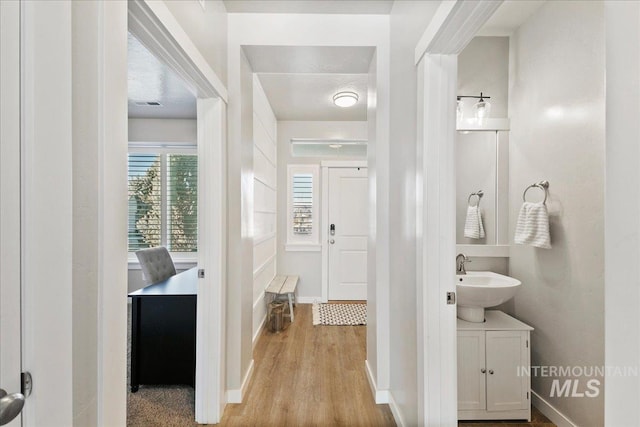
left=457, top=310, right=534, bottom=421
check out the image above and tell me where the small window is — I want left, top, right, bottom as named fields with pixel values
left=287, top=165, right=319, bottom=250
left=290, top=139, right=367, bottom=158
left=292, top=173, right=313, bottom=235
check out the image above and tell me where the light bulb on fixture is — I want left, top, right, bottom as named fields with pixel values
left=457, top=92, right=491, bottom=121
left=474, top=92, right=491, bottom=120
left=333, top=91, right=359, bottom=108
left=457, top=97, right=464, bottom=121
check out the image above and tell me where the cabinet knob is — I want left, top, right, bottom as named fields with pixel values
left=481, top=368, right=486, bottom=374
left=488, top=369, right=494, bottom=375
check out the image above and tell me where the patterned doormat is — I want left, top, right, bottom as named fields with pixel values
left=312, top=303, right=367, bottom=326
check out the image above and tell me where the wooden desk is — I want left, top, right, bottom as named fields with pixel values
left=129, top=267, right=197, bottom=392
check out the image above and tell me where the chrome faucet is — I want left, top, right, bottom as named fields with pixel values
left=456, top=253, right=471, bottom=275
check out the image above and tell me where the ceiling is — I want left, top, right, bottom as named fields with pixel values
left=477, top=0, right=546, bottom=36
left=245, top=45, right=373, bottom=121
left=224, top=0, right=394, bottom=14
left=128, top=33, right=197, bottom=119
left=257, top=73, right=368, bottom=121
left=243, top=46, right=374, bottom=74
left=127, top=1, right=541, bottom=122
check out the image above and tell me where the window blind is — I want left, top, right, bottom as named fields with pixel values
left=128, top=153, right=162, bottom=251
left=167, top=154, right=198, bottom=252
left=292, top=173, right=313, bottom=235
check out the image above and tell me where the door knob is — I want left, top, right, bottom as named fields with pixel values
left=488, top=369, right=494, bottom=375
left=329, top=239, right=335, bottom=244
left=0, top=388, right=25, bottom=426
left=480, top=368, right=486, bottom=374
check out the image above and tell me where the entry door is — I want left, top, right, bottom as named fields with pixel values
left=328, top=167, right=368, bottom=300
left=0, top=1, right=24, bottom=426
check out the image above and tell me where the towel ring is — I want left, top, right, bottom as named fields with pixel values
left=522, top=180, right=550, bottom=204
left=468, top=190, right=484, bottom=207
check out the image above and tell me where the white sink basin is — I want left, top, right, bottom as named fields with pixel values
left=456, top=271, right=521, bottom=322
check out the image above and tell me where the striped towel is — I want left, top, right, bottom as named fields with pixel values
left=463, top=205, right=485, bottom=239
left=514, top=202, right=551, bottom=249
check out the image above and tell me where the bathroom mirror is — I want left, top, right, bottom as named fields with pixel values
left=456, top=126, right=509, bottom=254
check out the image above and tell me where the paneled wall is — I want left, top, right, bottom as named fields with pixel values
left=252, top=75, right=277, bottom=343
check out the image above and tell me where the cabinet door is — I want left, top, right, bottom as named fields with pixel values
left=486, top=330, right=529, bottom=412
left=457, top=330, right=486, bottom=410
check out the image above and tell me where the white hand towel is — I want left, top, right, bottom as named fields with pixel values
left=464, top=205, right=485, bottom=239
left=514, top=202, right=551, bottom=249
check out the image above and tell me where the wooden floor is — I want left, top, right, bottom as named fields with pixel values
left=219, top=304, right=396, bottom=426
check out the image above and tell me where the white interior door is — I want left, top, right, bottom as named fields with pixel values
left=0, top=1, right=24, bottom=425
left=328, top=167, right=368, bottom=301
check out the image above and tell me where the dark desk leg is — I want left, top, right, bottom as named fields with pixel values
left=130, top=297, right=139, bottom=393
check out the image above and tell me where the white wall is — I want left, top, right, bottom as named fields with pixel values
left=604, top=2, right=640, bottom=425
left=458, top=36, right=509, bottom=119
left=276, top=121, right=367, bottom=300
left=128, top=118, right=197, bottom=143
left=252, top=76, right=277, bottom=344
left=388, top=1, right=441, bottom=424
left=72, top=3, right=99, bottom=424
left=508, top=2, right=605, bottom=425
left=163, top=0, right=227, bottom=86
left=70, top=1, right=128, bottom=425
left=225, top=48, right=255, bottom=395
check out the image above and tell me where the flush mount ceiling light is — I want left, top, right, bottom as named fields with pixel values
left=457, top=92, right=491, bottom=120
left=333, top=91, right=359, bottom=108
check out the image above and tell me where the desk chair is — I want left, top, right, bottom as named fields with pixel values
left=135, top=246, right=177, bottom=285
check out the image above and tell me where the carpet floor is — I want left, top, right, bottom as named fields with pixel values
left=127, top=302, right=197, bottom=427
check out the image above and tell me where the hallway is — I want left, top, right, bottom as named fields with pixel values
left=220, top=304, right=396, bottom=426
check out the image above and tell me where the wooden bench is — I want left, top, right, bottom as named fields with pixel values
left=265, top=275, right=299, bottom=322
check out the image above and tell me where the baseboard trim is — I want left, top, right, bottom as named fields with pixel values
left=364, top=360, right=389, bottom=404
left=388, top=391, right=405, bottom=427
left=253, top=291, right=265, bottom=310
left=226, top=359, right=254, bottom=404
left=531, top=390, right=578, bottom=427
left=296, top=296, right=321, bottom=304
left=252, top=314, right=266, bottom=349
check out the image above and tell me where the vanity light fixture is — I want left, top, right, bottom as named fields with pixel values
left=333, top=91, right=359, bottom=108
left=457, top=92, right=491, bottom=120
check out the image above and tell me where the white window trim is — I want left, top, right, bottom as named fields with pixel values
left=128, top=143, right=198, bottom=263
left=286, top=164, right=320, bottom=249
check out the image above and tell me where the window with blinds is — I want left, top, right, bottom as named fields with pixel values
left=286, top=165, right=319, bottom=248
left=127, top=152, right=197, bottom=253
left=292, top=173, right=313, bottom=235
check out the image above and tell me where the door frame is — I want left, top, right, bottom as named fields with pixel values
left=0, top=1, right=23, bottom=425
left=414, top=1, right=503, bottom=425
left=320, top=160, right=368, bottom=302
left=127, top=0, right=228, bottom=423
